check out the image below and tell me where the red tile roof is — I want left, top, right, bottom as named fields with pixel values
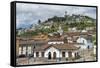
left=34, top=43, right=80, bottom=51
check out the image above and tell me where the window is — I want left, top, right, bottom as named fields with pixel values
left=48, top=52, right=51, bottom=59
left=87, top=45, right=90, bottom=49
left=68, top=51, right=72, bottom=57
left=53, top=52, right=56, bottom=59
left=41, top=52, right=44, bottom=57
left=75, top=53, right=77, bottom=57
left=75, top=52, right=78, bottom=57
left=62, top=52, right=65, bottom=57
left=36, top=52, right=39, bottom=57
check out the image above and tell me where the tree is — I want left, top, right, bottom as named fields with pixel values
left=62, top=25, right=68, bottom=32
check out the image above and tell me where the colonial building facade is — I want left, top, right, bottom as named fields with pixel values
left=16, top=37, right=80, bottom=60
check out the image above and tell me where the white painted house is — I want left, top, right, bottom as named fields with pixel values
left=68, top=27, right=77, bottom=32
left=76, top=36, right=93, bottom=49
left=17, top=29, right=24, bottom=35
left=81, top=30, right=87, bottom=32
left=44, top=26, right=50, bottom=29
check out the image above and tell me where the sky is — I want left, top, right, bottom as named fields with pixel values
left=16, top=3, right=96, bottom=29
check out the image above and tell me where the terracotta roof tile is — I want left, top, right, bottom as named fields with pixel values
left=34, top=43, right=80, bottom=51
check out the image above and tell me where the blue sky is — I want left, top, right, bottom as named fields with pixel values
left=16, top=3, right=96, bottom=29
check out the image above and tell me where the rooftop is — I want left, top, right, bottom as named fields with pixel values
left=34, top=43, right=80, bottom=51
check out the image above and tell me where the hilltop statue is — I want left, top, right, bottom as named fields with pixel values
left=64, top=11, right=67, bottom=17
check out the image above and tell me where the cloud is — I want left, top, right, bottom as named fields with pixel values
left=16, top=3, right=96, bottom=28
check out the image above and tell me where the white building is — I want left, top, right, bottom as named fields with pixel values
left=17, top=39, right=80, bottom=60
left=44, top=26, right=50, bottom=29
left=18, top=44, right=80, bottom=59
left=68, top=27, right=77, bottom=32
left=86, top=27, right=94, bottom=31
left=81, top=30, right=87, bottom=32
left=17, top=29, right=24, bottom=35
left=76, top=36, right=93, bottom=49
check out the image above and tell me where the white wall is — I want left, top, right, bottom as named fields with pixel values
left=45, top=47, right=60, bottom=58
left=77, top=37, right=93, bottom=49
left=27, top=46, right=32, bottom=54
left=0, top=0, right=99, bottom=68
left=77, top=37, right=87, bottom=44
left=65, top=51, right=68, bottom=57
left=45, top=46, right=76, bottom=58
left=48, top=41, right=64, bottom=44
left=19, top=47, right=22, bottom=55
